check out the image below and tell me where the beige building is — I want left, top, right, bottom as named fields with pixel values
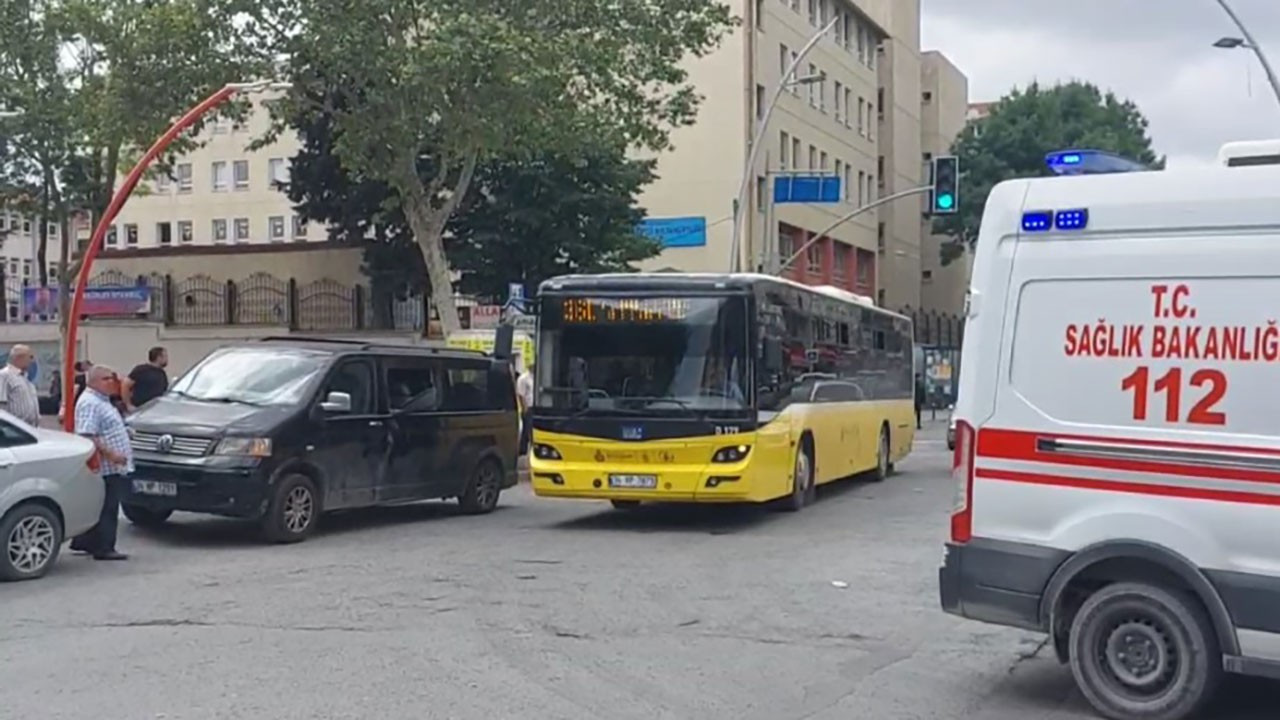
left=104, top=98, right=323, bottom=251
left=635, top=0, right=966, bottom=314
left=919, top=50, right=971, bottom=317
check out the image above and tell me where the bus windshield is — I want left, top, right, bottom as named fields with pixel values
left=536, top=295, right=750, bottom=414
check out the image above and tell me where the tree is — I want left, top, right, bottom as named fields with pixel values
left=935, top=81, right=1162, bottom=264
left=285, top=100, right=661, bottom=323
left=240, top=0, right=733, bottom=333
left=0, top=0, right=258, bottom=334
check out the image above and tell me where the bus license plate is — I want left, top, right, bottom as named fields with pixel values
left=609, top=474, right=657, bottom=489
left=133, top=479, right=177, bottom=497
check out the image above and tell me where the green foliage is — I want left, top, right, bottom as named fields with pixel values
left=240, top=0, right=733, bottom=331
left=935, top=81, right=1162, bottom=264
left=285, top=100, right=661, bottom=320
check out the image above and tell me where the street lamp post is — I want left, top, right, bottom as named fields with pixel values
left=1213, top=0, right=1280, bottom=108
left=728, top=15, right=838, bottom=272
left=60, top=80, right=287, bottom=430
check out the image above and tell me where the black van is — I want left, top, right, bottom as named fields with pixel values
left=121, top=337, right=518, bottom=542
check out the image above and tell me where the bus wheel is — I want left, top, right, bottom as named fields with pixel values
left=782, top=441, right=815, bottom=512
left=872, top=426, right=890, bottom=482
left=1069, top=582, right=1221, bottom=720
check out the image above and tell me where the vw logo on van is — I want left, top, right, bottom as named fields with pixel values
left=154, top=434, right=174, bottom=454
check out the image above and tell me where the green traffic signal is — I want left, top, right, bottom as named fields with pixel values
left=935, top=193, right=954, bottom=211
left=931, top=156, right=959, bottom=215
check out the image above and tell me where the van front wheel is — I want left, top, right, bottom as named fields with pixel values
left=1068, top=582, right=1221, bottom=720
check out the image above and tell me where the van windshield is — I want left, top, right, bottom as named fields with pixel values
left=169, top=347, right=330, bottom=407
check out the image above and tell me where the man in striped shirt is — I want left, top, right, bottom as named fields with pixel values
left=0, top=344, right=41, bottom=426
left=69, top=365, right=133, bottom=561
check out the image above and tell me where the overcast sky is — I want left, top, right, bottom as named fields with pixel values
left=920, top=0, right=1280, bottom=167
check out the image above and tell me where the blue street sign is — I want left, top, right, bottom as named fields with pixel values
left=774, top=175, right=841, bottom=204
left=637, top=216, right=707, bottom=248
left=508, top=282, right=524, bottom=301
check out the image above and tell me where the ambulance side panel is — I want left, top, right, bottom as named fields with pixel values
left=966, top=170, right=1280, bottom=667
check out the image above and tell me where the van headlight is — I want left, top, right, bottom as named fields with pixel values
left=215, top=437, right=273, bottom=457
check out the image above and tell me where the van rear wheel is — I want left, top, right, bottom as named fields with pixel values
left=1069, top=582, right=1221, bottom=720
left=458, top=458, right=503, bottom=515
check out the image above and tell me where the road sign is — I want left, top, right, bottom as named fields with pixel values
left=774, top=175, right=841, bottom=204
left=470, top=304, right=501, bottom=329
left=508, top=282, right=524, bottom=302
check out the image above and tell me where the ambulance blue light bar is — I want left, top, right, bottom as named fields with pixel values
left=1021, top=209, right=1090, bottom=233
left=1046, top=149, right=1149, bottom=176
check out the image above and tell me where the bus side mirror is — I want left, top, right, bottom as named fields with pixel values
left=493, top=324, right=514, bottom=360
left=763, top=338, right=784, bottom=372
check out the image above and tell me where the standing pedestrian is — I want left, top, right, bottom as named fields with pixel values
left=0, top=344, right=41, bottom=426
left=516, top=361, right=535, bottom=455
left=124, top=346, right=169, bottom=411
left=68, top=365, right=133, bottom=561
left=914, top=373, right=926, bottom=430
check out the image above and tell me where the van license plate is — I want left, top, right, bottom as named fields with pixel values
left=609, top=474, right=657, bottom=489
left=133, top=479, right=177, bottom=497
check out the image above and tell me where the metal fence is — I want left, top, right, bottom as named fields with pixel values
left=4, top=270, right=429, bottom=332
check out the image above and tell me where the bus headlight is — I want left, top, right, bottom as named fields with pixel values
left=712, top=445, right=751, bottom=463
left=533, top=443, right=562, bottom=460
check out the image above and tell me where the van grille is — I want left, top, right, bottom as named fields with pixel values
left=131, top=431, right=214, bottom=457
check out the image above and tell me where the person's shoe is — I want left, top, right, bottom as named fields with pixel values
left=93, top=551, right=129, bottom=561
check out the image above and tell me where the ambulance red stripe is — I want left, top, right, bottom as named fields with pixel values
left=975, top=467, right=1280, bottom=508
left=977, top=427, right=1280, bottom=487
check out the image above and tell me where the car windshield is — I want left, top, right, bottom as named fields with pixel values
left=168, top=347, right=330, bottom=407
left=536, top=294, right=750, bottom=414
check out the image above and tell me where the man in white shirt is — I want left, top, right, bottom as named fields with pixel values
left=0, top=344, right=41, bottom=426
left=516, top=362, right=535, bottom=455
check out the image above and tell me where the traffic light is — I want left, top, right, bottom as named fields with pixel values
left=931, top=156, right=959, bottom=215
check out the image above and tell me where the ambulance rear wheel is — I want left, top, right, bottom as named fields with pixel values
left=1068, top=582, right=1221, bottom=720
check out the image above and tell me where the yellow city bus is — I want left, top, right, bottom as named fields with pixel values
left=529, top=273, right=915, bottom=511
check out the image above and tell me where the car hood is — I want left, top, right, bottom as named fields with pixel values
left=128, top=395, right=295, bottom=436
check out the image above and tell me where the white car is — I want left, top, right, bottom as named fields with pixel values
left=0, top=412, right=103, bottom=581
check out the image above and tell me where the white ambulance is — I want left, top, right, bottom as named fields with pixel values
left=940, top=149, right=1280, bottom=720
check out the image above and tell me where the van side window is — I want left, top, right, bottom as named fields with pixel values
left=387, top=363, right=440, bottom=412
left=446, top=366, right=489, bottom=411
left=325, top=361, right=375, bottom=414
left=0, top=419, right=35, bottom=448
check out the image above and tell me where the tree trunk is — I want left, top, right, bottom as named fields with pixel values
left=397, top=150, right=479, bottom=336
left=37, top=166, right=51, bottom=288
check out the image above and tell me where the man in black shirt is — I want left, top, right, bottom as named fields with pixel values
left=125, top=346, right=169, bottom=411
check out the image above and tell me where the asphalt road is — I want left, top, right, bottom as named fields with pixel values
left=2, top=421, right=1275, bottom=720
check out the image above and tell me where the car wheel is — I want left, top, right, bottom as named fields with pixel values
left=1069, top=582, right=1222, bottom=720
left=121, top=504, right=173, bottom=529
left=261, top=474, right=320, bottom=544
left=871, top=425, right=891, bottom=482
left=781, top=440, right=815, bottom=512
left=458, top=458, right=503, bottom=515
left=610, top=500, right=641, bottom=510
left=1, top=503, right=63, bottom=582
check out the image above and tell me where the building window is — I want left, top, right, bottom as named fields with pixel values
left=268, top=158, right=288, bottom=187
left=807, top=64, right=819, bottom=108
left=870, top=173, right=878, bottom=201
left=779, top=44, right=790, bottom=84
left=8, top=260, right=16, bottom=276
left=808, top=145, right=817, bottom=170
left=293, top=215, right=308, bottom=239
left=48, top=223, right=57, bottom=240
left=843, top=163, right=852, bottom=202
left=791, top=136, right=801, bottom=168
left=0, top=215, right=6, bottom=231
left=833, top=243, right=848, bottom=279
left=125, top=224, right=138, bottom=246
left=22, top=220, right=31, bottom=234
left=156, top=172, right=171, bottom=193
left=755, top=0, right=764, bottom=29
left=756, top=176, right=767, bottom=213
left=157, top=221, right=172, bottom=245
left=808, top=0, right=818, bottom=26
left=179, top=220, right=193, bottom=244
left=789, top=0, right=799, bottom=11
left=269, top=215, right=286, bottom=241
left=22, top=260, right=31, bottom=277
left=922, top=90, right=933, bottom=103
left=867, top=102, right=875, bottom=140
left=924, top=151, right=934, bottom=164
left=805, top=242, right=822, bottom=274
left=834, top=159, right=842, bottom=186
left=177, top=163, right=193, bottom=193
left=858, top=171, right=865, bottom=204
left=857, top=97, right=865, bottom=136
left=212, top=161, right=228, bottom=192
left=856, top=22, right=867, bottom=63
left=234, top=217, right=250, bottom=242
left=820, top=151, right=828, bottom=170
left=877, top=87, right=885, bottom=120
left=877, top=221, right=886, bottom=251
left=233, top=160, right=249, bottom=191
left=922, top=269, right=934, bottom=282
left=843, top=14, right=853, bottom=51
left=756, top=84, right=766, bottom=121
left=834, top=10, right=845, bottom=45
left=213, top=219, right=228, bottom=243
left=780, top=131, right=791, bottom=169
left=106, top=226, right=118, bottom=246
left=833, top=81, right=843, bottom=123
left=817, top=73, right=826, bottom=112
